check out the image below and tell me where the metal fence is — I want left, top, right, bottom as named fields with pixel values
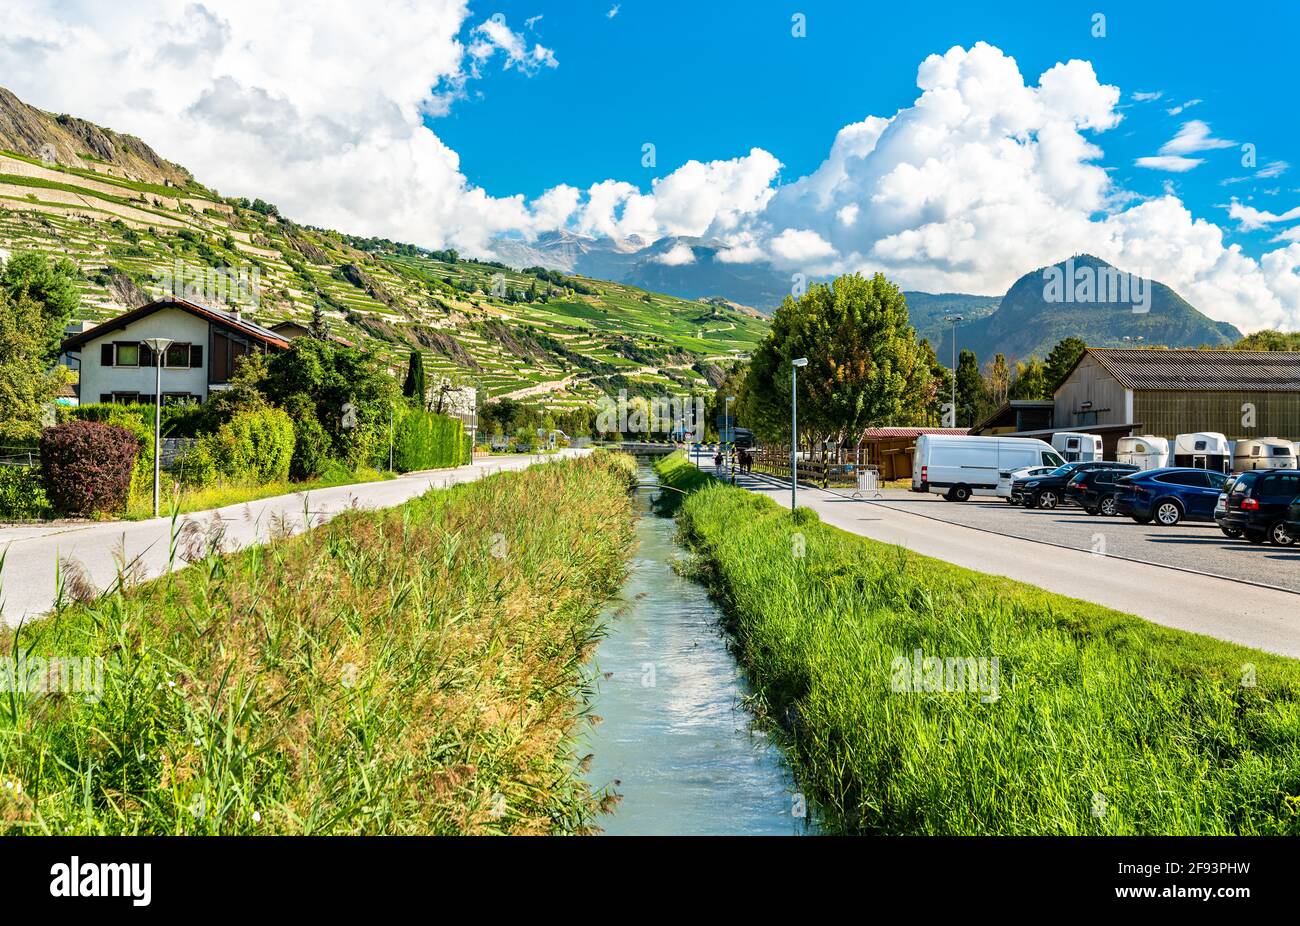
left=0, top=447, right=38, bottom=468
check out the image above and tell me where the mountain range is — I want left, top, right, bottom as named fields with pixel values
left=492, top=234, right=1242, bottom=365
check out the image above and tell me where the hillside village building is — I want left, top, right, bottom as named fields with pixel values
left=60, top=298, right=289, bottom=405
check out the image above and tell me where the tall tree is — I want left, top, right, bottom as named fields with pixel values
left=309, top=303, right=329, bottom=339
left=1233, top=330, right=1300, bottom=351
left=955, top=349, right=985, bottom=427
left=0, top=251, right=81, bottom=364
left=1043, top=336, right=1087, bottom=392
left=916, top=338, right=950, bottom=426
left=0, top=290, right=64, bottom=441
left=740, top=273, right=936, bottom=450
left=1009, top=357, right=1050, bottom=399
left=402, top=351, right=427, bottom=407
left=985, top=353, right=1010, bottom=407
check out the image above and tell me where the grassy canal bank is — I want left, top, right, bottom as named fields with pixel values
left=655, top=452, right=1300, bottom=835
left=0, top=454, right=636, bottom=835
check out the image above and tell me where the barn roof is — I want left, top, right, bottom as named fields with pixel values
left=1068, top=348, right=1300, bottom=392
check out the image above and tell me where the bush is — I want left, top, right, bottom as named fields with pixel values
left=287, top=405, right=333, bottom=480
left=187, top=407, right=294, bottom=485
left=62, top=403, right=155, bottom=506
left=0, top=466, right=49, bottom=519
left=39, top=421, right=141, bottom=515
left=391, top=407, right=466, bottom=472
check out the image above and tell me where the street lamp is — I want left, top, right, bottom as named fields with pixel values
left=141, top=337, right=173, bottom=518
left=946, top=315, right=964, bottom=427
left=725, top=395, right=735, bottom=483
left=791, top=358, right=808, bottom=511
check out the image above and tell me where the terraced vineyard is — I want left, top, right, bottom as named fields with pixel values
left=0, top=90, right=767, bottom=406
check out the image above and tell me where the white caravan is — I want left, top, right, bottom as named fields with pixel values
left=1173, top=432, right=1231, bottom=472
left=1116, top=435, right=1170, bottom=471
left=1232, top=438, right=1298, bottom=471
left=913, top=435, right=1065, bottom=502
left=1051, top=431, right=1104, bottom=462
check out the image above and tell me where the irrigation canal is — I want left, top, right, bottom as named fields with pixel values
left=580, top=460, right=812, bottom=835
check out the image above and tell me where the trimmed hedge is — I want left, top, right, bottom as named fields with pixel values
left=391, top=407, right=467, bottom=472
left=39, top=421, right=141, bottom=515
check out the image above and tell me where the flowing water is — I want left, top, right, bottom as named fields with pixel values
left=581, top=461, right=811, bottom=835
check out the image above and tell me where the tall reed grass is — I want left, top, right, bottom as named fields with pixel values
left=656, top=452, right=1300, bottom=835
left=0, top=455, right=635, bottom=834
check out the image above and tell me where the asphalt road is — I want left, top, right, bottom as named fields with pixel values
left=869, top=492, right=1300, bottom=593
left=692, top=452, right=1300, bottom=659
left=0, top=451, right=588, bottom=628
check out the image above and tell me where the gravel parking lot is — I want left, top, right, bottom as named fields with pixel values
left=864, top=490, right=1300, bottom=593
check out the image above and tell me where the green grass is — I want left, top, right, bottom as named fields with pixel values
left=123, top=466, right=395, bottom=520
left=0, top=455, right=637, bottom=834
left=655, top=451, right=1300, bottom=835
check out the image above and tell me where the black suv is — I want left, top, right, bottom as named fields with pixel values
left=1017, top=461, right=1138, bottom=510
left=1064, top=466, right=1140, bottom=516
left=1214, top=469, right=1300, bottom=545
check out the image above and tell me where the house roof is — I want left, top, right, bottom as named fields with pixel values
left=1065, top=348, right=1300, bottom=392
left=857, top=427, right=970, bottom=443
left=269, top=320, right=355, bottom=347
left=60, top=298, right=291, bottom=352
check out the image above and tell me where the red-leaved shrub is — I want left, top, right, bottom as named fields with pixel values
left=39, top=421, right=142, bottom=516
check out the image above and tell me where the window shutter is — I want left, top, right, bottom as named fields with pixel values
left=190, top=344, right=203, bottom=368
left=101, top=344, right=114, bottom=366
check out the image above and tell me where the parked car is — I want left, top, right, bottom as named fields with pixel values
left=1064, top=465, right=1142, bottom=515
left=1214, top=469, right=1300, bottom=544
left=912, top=435, right=1064, bottom=501
left=1015, top=461, right=1136, bottom=510
left=1286, top=496, right=1300, bottom=539
left=1114, top=468, right=1230, bottom=525
left=997, top=465, right=1059, bottom=503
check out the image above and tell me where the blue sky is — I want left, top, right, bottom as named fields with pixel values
left=439, top=0, right=1297, bottom=261
left=5, top=0, right=1296, bottom=328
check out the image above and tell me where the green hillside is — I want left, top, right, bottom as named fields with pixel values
left=0, top=88, right=767, bottom=407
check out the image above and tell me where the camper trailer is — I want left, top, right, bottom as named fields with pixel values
left=1173, top=432, right=1231, bottom=473
left=1232, top=437, right=1298, bottom=472
left=1051, top=432, right=1104, bottom=463
left=1116, top=435, right=1169, bottom=471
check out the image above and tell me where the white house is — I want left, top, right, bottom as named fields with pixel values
left=60, top=298, right=290, bottom=405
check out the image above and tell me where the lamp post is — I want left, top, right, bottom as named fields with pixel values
left=725, top=395, right=735, bottom=482
left=946, top=315, right=964, bottom=427
left=141, top=337, right=173, bottom=518
left=791, top=358, right=808, bottom=511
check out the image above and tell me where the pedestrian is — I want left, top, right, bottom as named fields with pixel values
left=714, top=449, right=724, bottom=474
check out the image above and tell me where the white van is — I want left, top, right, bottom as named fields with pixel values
left=1051, top=431, right=1103, bottom=462
left=912, top=435, right=1065, bottom=501
left=1116, top=435, right=1169, bottom=470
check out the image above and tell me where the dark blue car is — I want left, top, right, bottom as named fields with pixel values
left=1113, top=468, right=1230, bottom=526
